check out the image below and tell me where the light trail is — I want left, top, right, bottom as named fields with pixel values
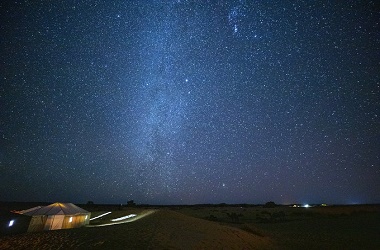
left=89, top=212, right=112, bottom=221
left=111, top=214, right=136, bottom=222
left=86, top=210, right=156, bottom=227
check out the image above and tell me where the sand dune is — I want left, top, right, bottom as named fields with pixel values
left=132, top=210, right=273, bottom=249
left=0, top=209, right=273, bottom=249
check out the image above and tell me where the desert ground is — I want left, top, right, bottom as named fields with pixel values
left=1, top=203, right=379, bottom=249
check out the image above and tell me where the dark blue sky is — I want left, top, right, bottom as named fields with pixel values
left=1, top=0, right=379, bottom=205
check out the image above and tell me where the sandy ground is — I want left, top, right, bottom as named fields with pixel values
left=0, top=209, right=273, bottom=249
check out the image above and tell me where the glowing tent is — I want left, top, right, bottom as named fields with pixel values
left=20, top=202, right=90, bottom=232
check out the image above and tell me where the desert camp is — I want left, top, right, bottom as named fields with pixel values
left=16, top=202, right=90, bottom=232
left=1, top=203, right=380, bottom=249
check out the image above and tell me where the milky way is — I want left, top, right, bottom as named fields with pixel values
left=1, top=1, right=379, bottom=205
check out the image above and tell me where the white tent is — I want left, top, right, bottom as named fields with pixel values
left=20, top=202, right=91, bottom=232
left=17, top=206, right=42, bottom=214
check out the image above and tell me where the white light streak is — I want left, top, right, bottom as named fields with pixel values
left=111, top=214, right=137, bottom=222
left=86, top=210, right=156, bottom=227
left=90, top=212, right=112, bottom=221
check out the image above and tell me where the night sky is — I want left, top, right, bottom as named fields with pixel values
left=1, top=1, right=379, bottom=205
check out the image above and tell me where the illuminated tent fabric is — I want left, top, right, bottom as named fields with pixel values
left=20, top=202, right=90, bottom=232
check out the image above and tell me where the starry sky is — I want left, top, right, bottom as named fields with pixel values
left=1, top=0, right=379, bottom=205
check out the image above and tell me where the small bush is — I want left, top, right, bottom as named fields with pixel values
left=263, top=201, right=276, bottom=208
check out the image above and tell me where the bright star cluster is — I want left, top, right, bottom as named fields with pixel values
left=1, top=1, right=379, bottom=205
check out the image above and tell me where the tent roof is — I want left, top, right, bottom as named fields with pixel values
left=16, top=206, right=42, bottom=214
left=23, top=203, right=89, bottom=216
left=0, top=210, right=30, bottom=218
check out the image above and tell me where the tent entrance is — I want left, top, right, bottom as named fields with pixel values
left=44, top=215, right=65, bottom=230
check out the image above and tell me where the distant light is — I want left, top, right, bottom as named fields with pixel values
left=303, top=204, right=310, bottom=208
left=90, top=212, right=112, bottom=221
left=9, top=220, right=14, bottom=227
left=85, top=215, right=88, bottom=220
left=69, top=217, right=73, bottom=223
left=111, top=214, right=137, bottom=222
